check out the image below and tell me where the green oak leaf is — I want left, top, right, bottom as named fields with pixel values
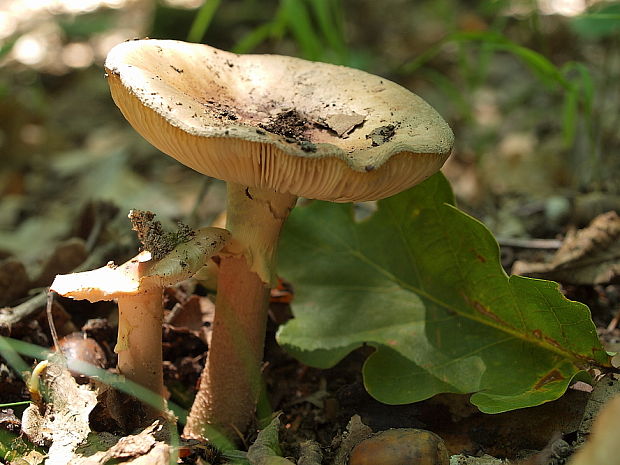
left=277, top=173, right=610, bottom=413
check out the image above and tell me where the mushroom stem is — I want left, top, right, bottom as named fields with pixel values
left=116, top=290, right=165, bottom=405
left=185, top=183, right=296, bottom=439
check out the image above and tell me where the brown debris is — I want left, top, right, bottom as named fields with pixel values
left=0, top=258, right=30, bottom=307
left=260, top=109, right=311, bottom=140
left=128, top=209, right=195, bottom=260
left=319, top=112, right=366, bottom=138
left=512, top=211, right=620, bottom=285
left=366, top=124, right=396, bottom=146
left=33, top=238, right=88, bottom=288
left=203, top=98, right=238, bottom=121
left=21, top=360, right=98, bottom=465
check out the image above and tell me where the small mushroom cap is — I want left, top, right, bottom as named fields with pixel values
left=51, top=227, right=230, bottom=301
left=105, top=39, right=454, bottom=202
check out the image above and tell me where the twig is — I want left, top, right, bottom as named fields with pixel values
left=497, top=237, right=563, bottom=249
left=46, top=291, right=60, bottom=351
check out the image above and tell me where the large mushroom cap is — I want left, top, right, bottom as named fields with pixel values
left=105, top=39, right=454, bottom=202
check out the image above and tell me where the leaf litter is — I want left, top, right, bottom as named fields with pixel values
left=277, top=173, right=611, bottom=413
left=512, top=211, right=620, bottom=285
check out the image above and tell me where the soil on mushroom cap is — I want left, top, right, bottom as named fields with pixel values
left=366, top=124, right=396, bottom=146
left=203, top=99, right=239, bottom=121
left=128, top=209, right=194, bottom=260
left=259, top=109, right=318, bottom=152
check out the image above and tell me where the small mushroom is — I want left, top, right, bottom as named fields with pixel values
left=348, top=429, right=450, bottom=465
left=50, top=226, right=230, bottom=406
left=104, top=39, right=454, bottom=437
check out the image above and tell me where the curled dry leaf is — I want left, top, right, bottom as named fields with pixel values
left=512, top=211, right=620, bottom=285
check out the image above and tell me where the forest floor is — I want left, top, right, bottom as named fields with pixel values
left=1, top=1, right=620, bottom=463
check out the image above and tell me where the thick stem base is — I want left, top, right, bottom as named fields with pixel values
left=184, top=184, right=296, bottom=439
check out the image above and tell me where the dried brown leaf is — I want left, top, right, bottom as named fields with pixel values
left=21, top=361, right=98, bottom=465
left=321, top=112, right=366, bottom=138
left=512, top=211, right=620, bottom=285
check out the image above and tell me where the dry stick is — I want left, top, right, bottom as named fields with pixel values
left=497, top=237, right=563, bottom=249
left=46, top=291, right=61, bottom=351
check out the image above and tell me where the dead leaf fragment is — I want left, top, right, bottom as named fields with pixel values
left=512, top=211, right=620, bottom=285
left=321, top=112, right=366, bottom=137
left=34, top=238, right=88, bottom=287
left=68, top=421, right=172, bottom=465
left=0, top=258, right=30, bottom=306
left=332, top=415, right=373, bottom=465
left=21, top=360, right=98, bottom=465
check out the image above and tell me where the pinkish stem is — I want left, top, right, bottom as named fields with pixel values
left=185, top=183, right=296, bottom=439
left=116, top=290, right=165, bottom=406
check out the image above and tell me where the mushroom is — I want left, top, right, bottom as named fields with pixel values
left=50, top=225, right=230, bottom=406
left=103, top=39, right=454, bottom=438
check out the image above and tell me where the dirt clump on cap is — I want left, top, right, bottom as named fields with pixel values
left=259, top=109, right=318, bottom=153
left=129, top=209, right=194, bottom=260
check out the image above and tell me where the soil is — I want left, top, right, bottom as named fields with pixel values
left=366, top=124, right=396, bottom=146
left=259, top=109, right=318, bottom=152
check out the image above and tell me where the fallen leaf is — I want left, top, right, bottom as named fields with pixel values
left=21, top=360, right=98, bottom=465
left=277, top=173, right=610, bottom=413
left=320, top=112, right=366, bottom=138
left=247, top=416, right=296, bottom=465
left=68, top=421, right=172, bottom=465
left=33, top=238, right=88, bottom=288
left=0, top=258, right=30, bottom=306
left=512, top=211, right=620, bottom=285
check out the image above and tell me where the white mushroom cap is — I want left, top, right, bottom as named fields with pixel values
left=51, top=227, right=230, bottom=301
left=104, top=40, right=454, bottom=202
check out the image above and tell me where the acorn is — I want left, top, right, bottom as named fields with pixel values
left=57, top=332, right=108, bottom=378
left=349, top=429, right=450, bottom=465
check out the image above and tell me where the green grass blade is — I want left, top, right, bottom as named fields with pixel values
left=233, top=22, right=276, bottom=54
left=0, top=401, right=31, bottom=408
left=400, top=31, right=570, bottom=89
left=562, top=88, right=578, bottom=147
left=282, top=0, right=323, bottom=60
left=308, top=0, right=347, bottom=59
left=187, top=0, right=222, bottom=43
